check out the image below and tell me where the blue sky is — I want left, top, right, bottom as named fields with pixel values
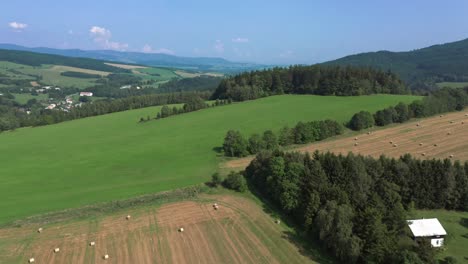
left=1, top=0, right=468, bottom=64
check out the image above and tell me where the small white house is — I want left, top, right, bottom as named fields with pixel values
left=45, top=104, right=56, bottom=110
left=79, top=92, right=93, bottom=97
left=407, top=218, right=447, bottom=247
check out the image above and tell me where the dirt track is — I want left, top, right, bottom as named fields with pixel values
left=0, top=195, right=316, bottom=264
left=223, top=111, right=468, bottom=169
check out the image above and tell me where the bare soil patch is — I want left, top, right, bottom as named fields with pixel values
left=105, top=63, right=147, bottom=70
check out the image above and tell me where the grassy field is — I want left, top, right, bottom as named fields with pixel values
left=411, top=210, right=468, bottom=262
left=0, top=94, right=419, bottom=224
left=436, top=82, right=468, bottom=88
left=12, top=93, right=49, bottom=104
left=0, top=192, right=326, bottom=263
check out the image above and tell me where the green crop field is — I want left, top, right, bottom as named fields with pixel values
left=12, top=93, right=49, bottom=104
left=0, top=94, right=420, bottom=224
left=134, top=67, right=179, bottom=82
left=436, top=82, right=468, bottom=88
left=411, top=210, right=468, bottom=262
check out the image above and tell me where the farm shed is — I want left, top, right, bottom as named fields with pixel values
left=407, top=218, right=447, bottom=247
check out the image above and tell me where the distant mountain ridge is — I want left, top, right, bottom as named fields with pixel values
left=323, top=38, right=468, bottom=88
left=0, top=44, right=264, bottom=73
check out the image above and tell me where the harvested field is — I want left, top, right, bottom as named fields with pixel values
left=29, top=81, right=39, bottom=87
left=0, top=195, right=318, bottom=264
left=224, top=111, right=468, bottom=169
left=104, top=63, right=147, bottom=69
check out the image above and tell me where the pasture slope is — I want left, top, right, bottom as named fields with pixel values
left=225, top=110, right=468, bottom=169
left=0, top=194, right=323, bottom=264
left=0, top=94, right=418, bottom=224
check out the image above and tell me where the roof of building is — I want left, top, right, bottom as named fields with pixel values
left=407, top=218, right=447, bottom=237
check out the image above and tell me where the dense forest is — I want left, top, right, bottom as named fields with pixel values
left=0, top=49, right=129, bottom=73
left=245, top=150, right=467, bottom=263
left=325, top=38, right=468, bottom=90
left=0, top=91, right=211, bottom=131
left=211, top=65, right=408, bottom=101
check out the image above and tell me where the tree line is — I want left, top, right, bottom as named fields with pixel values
left=223, top=120, right=343, bottom=157
left=0, top=91, right=211, bottom=132
left=212, top=65, right=408, bottom=101
left=349, top=87, right=468, bottom=130
left=146, top=98, right=232, bottom=121
left=244, top=150, right=467, bottom=263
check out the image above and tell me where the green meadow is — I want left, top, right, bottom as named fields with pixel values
left=0, top=94, right=419, bottom=224
left=412, top=210, right=468, bottom=262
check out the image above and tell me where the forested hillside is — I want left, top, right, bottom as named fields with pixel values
left=211, top=65, right=407, bottom=101
left=324, top=38, right=468, bottom=89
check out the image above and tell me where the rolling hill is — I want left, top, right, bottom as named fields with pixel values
left=0, top=94, right=419, bottom=224
left=323, top=38, right=468, bottom=88
left=0, top=44, right=265, bottom=73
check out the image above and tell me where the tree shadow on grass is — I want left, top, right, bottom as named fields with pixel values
left=460, top=217, right=468, bottom=228
left=244, top=178, right=335, bottom=263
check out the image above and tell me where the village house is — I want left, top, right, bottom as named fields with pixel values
left=66, top=98, right=73, bottom=104
left=407, top=218, right=447, bottom=247
left=79, top=92, right=93, bottom=97
left=45, top=104, right=56, bottom=110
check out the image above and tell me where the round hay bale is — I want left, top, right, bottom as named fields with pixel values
left=126, top=215, right=131, bottom=220
left=28, top=258, right=35, bottom=263
left=275, top=219, right=281, bottom=224
left=465, top=113, right=468, bottom=116
left=214, top=205, right=219, bottom=210
left=367, top=131, right=371, bottom=135
left=37, top=228, right=43, bottom=233
left=421, top=153, right=426, bottom=156
left=450, top=121, right=454, bottom=124
left=179, top=227, right=184, bottom=232
left=103, top=254, right=109, bottom=260
left=449, top=154, right=454, bottom=158
left=389, top=141, right=393, bottom=144
left=416, top=123, right=420, bottom=127
left=89, top=241, right=95, bottom=246
left=213, top=203, right=218, bottom=207
left=354, top=137, right=358, bottom=141
left=419, top=143, right=423, bottom=146
left=54, top=248, right=60, bottom=253
left=440, top=115, right=443, bottom=117
left=434, top=144, right=438, bottom=147
left=393, top=144, right=398, bottom=147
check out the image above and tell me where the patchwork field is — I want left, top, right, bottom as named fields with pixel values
left=0, top=194, right=321, bottom=264
left=0, top=94, right=419, bottom=224
left=224, top=110, right=468, bottom=169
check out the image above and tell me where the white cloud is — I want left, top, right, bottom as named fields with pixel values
left=89, top=26, right=128, bottom=51
left=142, top=44, right=174, bottom=55
left=214, top=40, right=224, bottom=53
left=8, top=22, right=28, bottom=32
left=232, top=37, right=249, bottom=43
left=279, top=50, right=294, bottom=58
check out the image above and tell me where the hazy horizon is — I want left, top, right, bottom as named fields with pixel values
left=2, top=0, right=468, bottom=64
